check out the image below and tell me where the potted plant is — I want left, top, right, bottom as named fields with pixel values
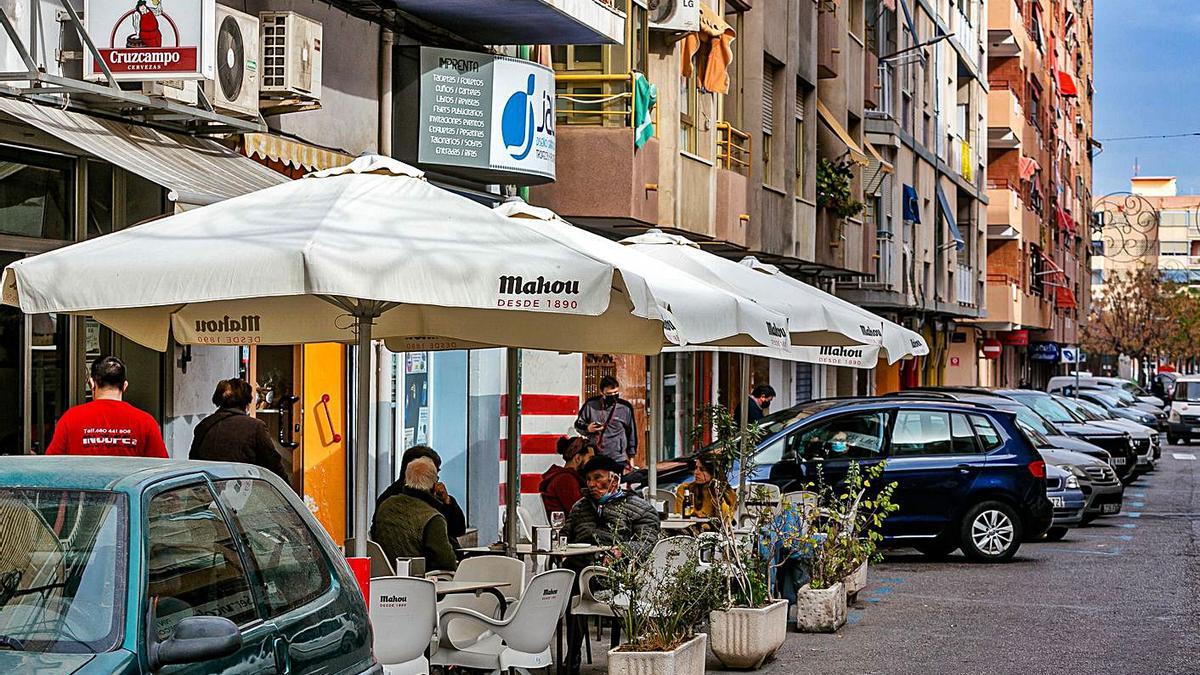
left=686, top=405, right=790, bottom=670
left=603, top=540, right=723, bottom=675
left=816, top=156, right=866, bottom=246
left=795, top=462, right=898, bottom=631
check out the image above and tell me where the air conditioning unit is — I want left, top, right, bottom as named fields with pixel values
left=204, top=6, right=260, bottom=118
left=648, top=0, right=699, bottom=32
left=259, top=12, right=322, bottom=102
left=141, top=80, right=199, bottom=106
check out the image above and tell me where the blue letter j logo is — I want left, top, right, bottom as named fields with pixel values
left=501, top=74, right=537, bottom=160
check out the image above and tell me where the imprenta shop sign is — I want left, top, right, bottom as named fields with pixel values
left=84, top=0, right=216, bottom=81
left=416, top=47, right=555, bottom=183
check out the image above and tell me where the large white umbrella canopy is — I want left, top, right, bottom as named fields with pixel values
left=738, top=256, right=930, bottom=365
left=621, top=230, right=883, bottom=348
left=1, top=154, right=669, bottom=556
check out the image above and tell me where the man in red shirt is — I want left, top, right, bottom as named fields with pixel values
left=46, top=355, right=168, bottom=458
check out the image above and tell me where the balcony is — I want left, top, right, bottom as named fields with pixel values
left=528, top=73, right=659, bottom=229
left=988, top=0, right=1024, bottom=59
left=817, top=8, right=841, bottom=79
left=987, top=182, right=1023, bottom=240
left=956, top=264, right=977, bottom=306
left=864, top=50, right=880, bottom=110
left=984, top=273, right=1022, bottom=329
left=714, top=122, right=751, bottom=247
left=387, top=0, right=626, bottom=44
left=1021, top=290, right=1053, bottom=330
left=987, top=84, right=1022, bottom=149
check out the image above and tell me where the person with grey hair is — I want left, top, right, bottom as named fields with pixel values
left=371, top=456, right=459, bottom=572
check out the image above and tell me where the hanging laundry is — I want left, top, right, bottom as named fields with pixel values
left=680, top=2, right=736, bottom=95
left=633, top=72, right=657, bottom=150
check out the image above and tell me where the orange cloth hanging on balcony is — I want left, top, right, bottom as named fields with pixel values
left=681, top=2, right=736, bottom=95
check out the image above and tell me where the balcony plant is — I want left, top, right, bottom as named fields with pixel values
left=816, top=157, right=866, bottom=220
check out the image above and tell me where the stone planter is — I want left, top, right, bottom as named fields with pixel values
left=608, top=633, right=707, bottom=675
left=709, top=599, right=789, bottom=670
left=794, top=583, right=847, bottom=633
left=843, top=560, right=868, bottom=602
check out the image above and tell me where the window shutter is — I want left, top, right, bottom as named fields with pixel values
left=795, top=86, right=805, bottom=120
left=762, top=65, right=775, bottom=133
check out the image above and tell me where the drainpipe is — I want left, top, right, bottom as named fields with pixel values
left=379, top=29, right=395, bottom=156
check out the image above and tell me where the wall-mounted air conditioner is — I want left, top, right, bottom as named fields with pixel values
left=648, top=0, right=700, bottom=32
left=204, top=6, right=260, bottom=118
left=259, top=11, right=322, bottom=104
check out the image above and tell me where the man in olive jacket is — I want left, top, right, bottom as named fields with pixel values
left=562, top=455, right=660, bottom=568
left=371, top=457, right=459, bottom=572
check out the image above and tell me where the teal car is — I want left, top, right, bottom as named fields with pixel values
left=0, top=457, right=379, bottom=674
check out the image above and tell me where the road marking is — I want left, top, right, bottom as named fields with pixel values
left=1041, top=547, right=1122, bottom=556
left=1117, top=523, right=1138, bottom=529
left=1130, top=501, right=1146, bottom=507
left=847, top=610, right=864, bottom=625
left=1129, top=491, right=1146, bottom=497
left=1123, top=512, right=1141, bottom=518
left=1172, top=453, right=1196, bottom=460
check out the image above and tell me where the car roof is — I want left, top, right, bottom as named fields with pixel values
left=0, top=457, right=264, bottom=493
left=798, top=396, right=1013, bottom=415
left=1173, top=374, right=1200, bottom=382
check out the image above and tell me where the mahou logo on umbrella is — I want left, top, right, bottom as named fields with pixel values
left=85, top=0, right=215, bottom=80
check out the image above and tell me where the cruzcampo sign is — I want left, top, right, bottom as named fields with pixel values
left=416, top=47, right=556, bottom=182
left=84, top=0, right=216, bottom=81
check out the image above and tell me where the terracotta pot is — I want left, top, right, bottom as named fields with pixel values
left=794, top=582, right=847, bottom=633
left=607, top=633, right=707, bottom=675
left=709, top=599, right=789, bottom=669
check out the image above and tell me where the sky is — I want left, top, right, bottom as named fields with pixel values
left=1093, top=1, right=1200, bottom=195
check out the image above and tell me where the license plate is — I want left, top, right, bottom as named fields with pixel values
left=1110, top=457, right=1126, bottom=466
left=1191, top=427, right=1200, bottom=433
left=1101, top=503, right=1120, bottom=514
left=1049, top=496, right=1065, bottom=508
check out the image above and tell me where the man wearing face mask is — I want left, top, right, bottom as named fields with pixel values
left=736, top=384, right=777, bottom=424
left=574, top=375, right=639, bottom=473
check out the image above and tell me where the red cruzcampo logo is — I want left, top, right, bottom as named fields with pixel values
left=98, top=0, right=198, bottom=74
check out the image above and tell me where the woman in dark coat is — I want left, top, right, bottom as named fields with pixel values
left=190, top=378, right=287, bottom=481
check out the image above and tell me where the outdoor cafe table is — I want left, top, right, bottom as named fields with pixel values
left=458, top=543, right=612, bottom=568
left=659, top=516, right=715, bottom=532
left=434, top=580, right=512, bottom=615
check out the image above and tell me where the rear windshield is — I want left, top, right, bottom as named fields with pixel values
left=1004, top=392, right=1079, bottom=424
left=1055, top=396, right=1108, bottom=422
left=1175, top=381, right=1200, bottom=403
left=0, top=489, right=127, bottom=653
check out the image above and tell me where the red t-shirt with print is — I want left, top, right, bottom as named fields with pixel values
left=45, top=399, right=169, bottom=458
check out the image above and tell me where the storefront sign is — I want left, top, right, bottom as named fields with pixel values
left=85, top=0, right=216, bottom=81
left=982, top=338, right=1002, bottom=359
left=1060, top=346, right=1083, bottom=365
left=416, top=47, right=555, bottom=182
left=1001, top=330, right=1029, bottom=347
left=1030, top=342, right=1060, bottom=362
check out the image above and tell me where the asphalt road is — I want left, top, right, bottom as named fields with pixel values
left=766, top=447, right=1200, bottom=675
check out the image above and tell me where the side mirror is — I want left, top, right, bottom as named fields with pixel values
left=150, top=616, right=241, bottom=670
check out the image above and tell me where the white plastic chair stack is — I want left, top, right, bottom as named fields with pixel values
left=344, top=538, right=396, bottom=577
left=432, top=568, right=575, bottom=674
left=369, top=576, right=437, bottom=675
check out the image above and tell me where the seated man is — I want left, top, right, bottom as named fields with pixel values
left=562, top=455, right=661, bottom=567
left=371, top=457, right=459, bottom=573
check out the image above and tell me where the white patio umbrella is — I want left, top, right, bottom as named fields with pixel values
left=1, top=155, right=670, bottom=557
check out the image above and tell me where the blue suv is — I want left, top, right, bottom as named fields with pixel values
left=645, top=398, right=1052, bottom=562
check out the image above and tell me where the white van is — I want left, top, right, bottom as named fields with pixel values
left=1047, top=375, right=1164, bottom=408
left=1167, top=375, right=1200, bottom=444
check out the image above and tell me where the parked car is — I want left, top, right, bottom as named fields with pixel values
left=1037, top=446, right=1123, bottom=523
left=0, top=457, right=378, bottom=675
left=1167, top=374, right=1200, bottom=444
left=1054, top=394, right=1158, bottom=468
left=635, top=397, right=1053, bottom=562
left=1047, top=375, right=1165, bottom=408
left=1044, top=464, right=1086, bottom=542
left=992, top=389, right=1140, bottom=484
left=1067, top=388, right=1162, bottom=429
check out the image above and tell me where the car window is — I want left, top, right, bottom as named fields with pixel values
left=970, top=415, right=1004, bottom=451
left=146, top=483, right=259, bottom=640
left=1174, top=381, right=1200, bottom=402
left=1007, top=393, right=1078, bottom=424
left=790, top=411, right=888, bottom=461
left=890, top=411, right=978, bottom=456
left=756, top=434, right=788, bottom=464
left=215, top=479, right=332, bottom=617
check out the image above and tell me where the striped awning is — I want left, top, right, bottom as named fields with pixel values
left=816, top=98, right=870, bottom=165
left=0, top=97, right=287, bottom=206
left=243, top=133, right=354, bottom=174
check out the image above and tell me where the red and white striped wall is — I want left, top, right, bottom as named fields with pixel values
left=499, top=351, right=584, bottom=504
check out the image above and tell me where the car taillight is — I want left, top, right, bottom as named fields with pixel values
left=1028, top=459, right=1046, bottom=480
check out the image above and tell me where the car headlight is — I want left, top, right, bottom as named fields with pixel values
left=1058, top=463, right=1088, bottom=479
left=1066, top=474, right=1080, bottom=489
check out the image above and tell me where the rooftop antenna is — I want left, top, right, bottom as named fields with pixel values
left=1133, top=157, right=1140, bottom=177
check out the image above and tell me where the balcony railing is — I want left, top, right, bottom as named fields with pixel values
left=987, top=272, right=1021, bottom=287
left=866, top=62, right=895, bottom=120
left=555, top=72, right=657, bottom=129
left=956, top=264, right=976, bottom=305
left=716, top=121, right=752, bottom=174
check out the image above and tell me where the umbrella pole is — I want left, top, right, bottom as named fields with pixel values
left=738, top=352, right=750, bottom=499
left=352, top=313, right=375, bottom=560
left=648, top=355, right=661, bottom=496
left=505, top=348, right=522, bottom=556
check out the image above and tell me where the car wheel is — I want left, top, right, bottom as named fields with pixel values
left=959, top=501, right=1022, bottom=563
left=914, top=538, right=958, bottom=560
left=1044, top=526, right=1069, bottom=542
left=1081, top=513, right=1100, bottom=525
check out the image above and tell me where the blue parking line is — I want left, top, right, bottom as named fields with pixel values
left=1128, top=491, right=1146, bottom=497
left=870, top=586, right=895, bottom=595
left=1124, top=512, right=1142, bottom=518
left=1117, top=523, right=1138, bottom=529
left=865, top=597, right=883, bottom=603
left=874, top=577, right=905, bottom=584
left=1129, top=501, right=1145, bottom=508
left=847, top=610, right=864, bottom=625
left=1045, top=547, right=1122, bottom=556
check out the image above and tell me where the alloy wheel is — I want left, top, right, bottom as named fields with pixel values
left=970, top=509, right=1014, bottom=557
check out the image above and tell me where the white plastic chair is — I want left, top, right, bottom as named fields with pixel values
left=498, top=505, right=533, bottom=544
left=369, top=576, right=437, bottom=675
left=436, top=554, right=527, bottom=648
left=344, top=538, right=396, bottom=578
left=432, top=568, right=574, bottom=674
left=653, top=489, right=678, bottom=514
left=523, top=498, right=549, bottom=527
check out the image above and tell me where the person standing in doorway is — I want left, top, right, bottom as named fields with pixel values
left=189, top=378, right=287, bottom=480
left=574, top=375, right=638, bottom=473
left=46, top=355, right=168, bottom=458
left=736, top=384, right=777, bottom=424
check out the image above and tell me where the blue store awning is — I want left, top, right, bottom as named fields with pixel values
left=936, top=183, right=965, bottom=251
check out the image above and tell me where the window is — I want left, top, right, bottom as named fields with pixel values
left=146, top=483, right=259, bottom=640
left=0, top=149, right=73, bottom=241
left=891, top=411, right=979, bottom=456
left=1160, top=241, right=1188, bottom=256
left=216, top=479, right=331, bottom=617
left=680, top=66, right=698, bottom=154
left=969, top=415, right=1003, bottom=451
left=795, top=84, right=807, bottom=195
left=762, top=62, right=778, bottom=185
left=789, top=411, right=889, bottom=461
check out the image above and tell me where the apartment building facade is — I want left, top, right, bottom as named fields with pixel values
left=1093, top=176, right=1200, bottom=293
left=976, top=0, right=1094, bottom=388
